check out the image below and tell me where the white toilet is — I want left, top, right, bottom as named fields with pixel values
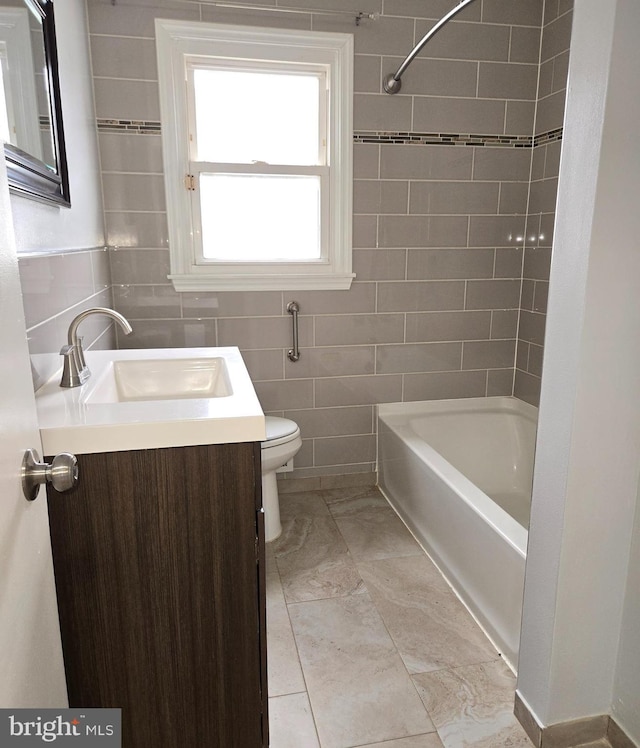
left=261, top=416, right=302, bottom=543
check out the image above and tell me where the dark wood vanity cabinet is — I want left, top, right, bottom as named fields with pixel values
left=46, top=442, right=268, bottom=748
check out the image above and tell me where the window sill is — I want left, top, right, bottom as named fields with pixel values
left=169, top=272, right=355, bottom=292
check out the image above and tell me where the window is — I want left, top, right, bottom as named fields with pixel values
left=155, top=20, right=354, bottom=291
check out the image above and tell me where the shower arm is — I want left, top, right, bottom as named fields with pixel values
left=383, top=0, right=478, bottom=94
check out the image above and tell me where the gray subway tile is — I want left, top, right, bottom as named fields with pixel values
left=353, top=215, right=378, bottom=248
left=91, top=35, right=158, bottom=80
left=105, top=212, right=169, bottom=248
left=544, top=141, right=563, bottom=179
left=537, top=59, right=554, bottom=100
left=253, top=379, right=314, bottom=411
left=509, top=26, right=542, bottom=64
left=353, top=143, right=380, bottom=179
left=112, top=284, right=181, bottom=319
left=354, top=15, right=414, bottom=56
left=240, top=349, right=284, bottom=382
left=468, top=215, right=526, bottom=248
left=482, top=0, right=543, bottom=26
left=409, top=182, right=500, bottom=216
left=478, top=62, right=538, bottom=100
left=181, top=291, right=282, bottom=318
left=376, top=342, right=462, bottom=374
left=407, top=248, right=494, bottom=281
left=354, top=53, right=382, bottom=94
left=491, top=310, right=519, bottom=339
left=110, top=248, right=171, bottom=285
left=505, top=100, right=536, bottom=136
left=285, top=285, right=375, bottom=315
left=518, top=310, right=547, bottom=346
left=499, top=182, right=529, bottom=215
left=462, top=339, right=516, bottom=369
left=405, top=310, right=491, bottom=342
left=379, top=215, right=469, bottom=248
left=465, top=279, right=521, bottom=310
left=514, top=369, right=541, bottom=407
left=541, top=10, right=574, bottom=62
left=117, top=318, right=217, bottom=349
left=383, top=56, right=478, bottom=97
left=523, top=247, right=552, bottom=281
left=99, top=132, right=164, bottom=174
left=412, top=96, right=506, bottom=136
left=494, top=248, right=524, bottom=279
left=314, top=313, right=405, bottom=346
left=378, top=281, right=465, bottom=312
left=487, top=368, right=514, bottom=397
left=354, top=93, right=412, bottom=131
left=218, top=316, right=313, bottom=350
left=102, top=173, right=166, bottom=213
left=473, top=147, right=532, bottom=181
left=87, top=3, right=200, bottom=38
left=533, top=281, right=549, bottom=314
left=403, top=370, right=487, bottom=401
left=520, top=279, right=535, bottom=311
left=535, top=90, right=568, bottom=135
left=284, top=406, right=373, bottom=439
left=354, top=180, right=408, bottom=215
left=516, top=339, right=530, bottom=371
left=93, top=78, right=160, bottom=121
left=381, top=145, right=473, bottom=180
left=314, top=435, right=376, bottom=467
left=527, top=343, right=545, bottom=378
left=413, top=19, right=510, bottom=62
left=528, top=178, right=559, bottom=214
left=201, top=6, right=311, bottom=28
left=552, top=50, right=570, bottom=93
left=385, top=0, right=480, bottom=20
left=285, top=346, right=375, bottom=379
left=315, top=375, right=403, bottom=407
left=353, top=249, right=407, bottom=281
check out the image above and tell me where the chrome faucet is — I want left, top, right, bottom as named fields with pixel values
left=60, top=307, right=133, bottom=388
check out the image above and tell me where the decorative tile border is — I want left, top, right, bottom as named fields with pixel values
left=97, top=118, right=162, bottom=134
left=96, top=118, right=564, bottom=147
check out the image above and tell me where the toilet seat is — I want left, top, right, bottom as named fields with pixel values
left=262, top=417, right=300, bottom=448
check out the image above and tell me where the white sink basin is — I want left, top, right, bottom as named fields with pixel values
left=87, top=357, right=232, bottom=404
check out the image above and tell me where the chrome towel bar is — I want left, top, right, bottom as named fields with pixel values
left=287, top=301, right=300, bottom=362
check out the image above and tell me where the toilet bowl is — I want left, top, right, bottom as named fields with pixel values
left=261, top=416, right=302, bottom=543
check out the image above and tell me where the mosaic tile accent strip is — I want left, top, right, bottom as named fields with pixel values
left=96, top=119, right=564, bottom=147
left=97, top=118, right=162, bottom=134
left=353, top=131, right=534, bottom=147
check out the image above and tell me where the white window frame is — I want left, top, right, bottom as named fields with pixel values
left=155, top=20, right=354, bottom=291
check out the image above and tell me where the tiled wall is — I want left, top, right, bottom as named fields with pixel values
left=89, top=0, right=553, bottom=477
left=18, top=249, right=115, bottom=389
left=515, top=0, right=573, bottom=406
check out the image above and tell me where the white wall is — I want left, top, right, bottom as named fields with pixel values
left=10, top=0, right=104, bottom=252
left=612, top=488, right=640, bottom=743
left=517, top=0, right=640, bottom=729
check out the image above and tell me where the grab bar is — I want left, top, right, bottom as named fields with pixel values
left=383, top=0, right=478, bottom=94
left=287, top=301, right=300, bottom=362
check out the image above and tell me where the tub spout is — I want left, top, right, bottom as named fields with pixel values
left=60, top=307, right=132, bottom=388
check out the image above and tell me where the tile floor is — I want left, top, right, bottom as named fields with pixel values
left=265, top=484, right=533, bottom=748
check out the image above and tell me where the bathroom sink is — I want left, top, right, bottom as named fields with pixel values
left=86, top=357, right=232, bottom=404
left=35, top=347, right=266, bottom=454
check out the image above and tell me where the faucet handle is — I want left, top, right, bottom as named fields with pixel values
left=60, top=344, right=90, bottom=388
left=75, top=335, right=87, bottom=371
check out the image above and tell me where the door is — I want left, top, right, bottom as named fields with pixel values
left=0, top=156, right=67, bottom=705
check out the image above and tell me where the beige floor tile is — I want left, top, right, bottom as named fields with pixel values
left=412, top=660, right=531, bottom=748
left=359, top=735, right=446, bottom=747
left=268, top=692, right=320, bottom=748
left=357, top=556, right=499, bottom=673
left=289, top=593, right=435, bottom=748
left=266, top=572, right=306, bottom=697
left=272, top=493, right=365, bottom=602
left=329, top=493, right=423, bottom=561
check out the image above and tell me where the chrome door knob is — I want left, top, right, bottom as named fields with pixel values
left=21, top=448, right=79, bottom=502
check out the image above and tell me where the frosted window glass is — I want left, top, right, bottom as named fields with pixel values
left=193, top=68, right=320, bottom=165
left=200, top=174, right=321, bottom=261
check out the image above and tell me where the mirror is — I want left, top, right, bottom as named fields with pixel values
left=1, top=0, right=70, bottom=206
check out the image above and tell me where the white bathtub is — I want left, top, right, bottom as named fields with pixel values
left=377, top=396, right=537, bottom=670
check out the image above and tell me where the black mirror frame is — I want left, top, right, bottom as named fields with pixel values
left=4, top=0, right=70, bottom=207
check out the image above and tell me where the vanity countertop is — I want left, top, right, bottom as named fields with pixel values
left=35, top=347, right=266, bottom=455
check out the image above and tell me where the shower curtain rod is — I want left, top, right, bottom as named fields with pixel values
left=383, top=0, right=478, bottom=93
left=161, top=0, right=380, bottom=26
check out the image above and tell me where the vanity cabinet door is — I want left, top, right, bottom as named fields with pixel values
left=46, top=442, right=266, bottom=748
